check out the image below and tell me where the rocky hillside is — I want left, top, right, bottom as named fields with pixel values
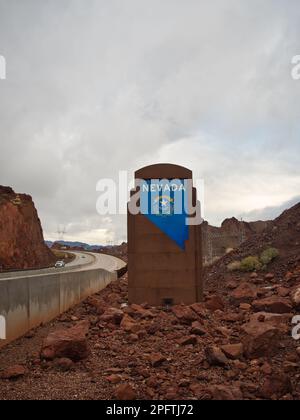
left=205, top=202, right=300, bottom=291
left=0, top=186, right=56, bottom=271
left=202, top=218, right=272, bottom=264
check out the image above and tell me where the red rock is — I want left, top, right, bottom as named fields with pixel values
left=209, top=385, right=243, bottom=400
left=261, top=374, right=293, bottom=399
left=221, top=312, right=244, bottom=322
left=205, top=346, right=229, bottom=366
left=128, top=333, right=139, bottom=343
left=99, top=307, right=124, bottom=324
left=221, top=344, right=244, bottom=360
left=0, top=365, right=27, bottom=380
left=265, top=273, right=275, bottom=280
left=171, top=305, right=198, bottom=324
left=53, top=358, right=74, bottom=372
left=165, top=387, right=180, bottom=399
left=190, top=302, right=207, bottom=317
left=277, top=287, right=290, bottom=298
left=114, top=383, right=137, bottom=400
left=261, top=362, right=272, bottom=375
left=0, top=186, right=56, bottom=270
left=146, top=376, right=159, bottom=388
left=146, top=322, right=161, bottom=335
left=233, top=360, right=248, bottom=370
left=205, top=295, right=225, bottom=312
left=87, top=297, right=106, bottom=315
left=120, top=314, right=137, bottom=332
left=250, top=312, right=292, bottom=328
left=130, top=304, right=155, bottom=318
left=230, top=283, right=258, bottom=305
left=149, top=353, right=167, bottom=368
left=291, top=286, right=300, bottom=309
left=190, top=321, right=207, bottom=336
left=285, top=272, right=294, bottom=282
left=242, top=320, right=282, bottom=359
left=41, top=320, right=90, bottom=361
left=252, top=297, right=292, bottom=314
left=178, top=335, right=198, bottom=346
left=106, top=374, right=122, bottom=384
left=226, top=280, right=238, bottom=290
left=240, top=303, right=251, bottom=311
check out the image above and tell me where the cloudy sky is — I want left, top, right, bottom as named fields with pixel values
left=0, top=0, right=300, bottom=244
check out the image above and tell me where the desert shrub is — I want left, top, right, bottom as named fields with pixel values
left=240, top=256, right=262, bottom=272
left=227, top=261, right=242, bottom=271
left=260, top=247, right=279, bottom=265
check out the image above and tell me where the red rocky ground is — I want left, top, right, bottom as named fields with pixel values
left=0, top=269, right=299, bottom=400
left=0, top=203, right=299, bottom=400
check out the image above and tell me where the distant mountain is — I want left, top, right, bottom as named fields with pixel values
left=46, top=240, right=103, bottom=251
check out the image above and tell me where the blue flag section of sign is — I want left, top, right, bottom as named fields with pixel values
left=140, top=179, right=189, bottom=250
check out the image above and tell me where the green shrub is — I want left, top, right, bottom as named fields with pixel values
left=260, top=247, right=279, bottom=265
left=240, top=256, right=262, bottom=272
left=227, top=261, right=242, bottom=272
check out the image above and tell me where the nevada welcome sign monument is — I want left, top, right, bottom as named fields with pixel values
left=128, top=164, right=203, bottom=306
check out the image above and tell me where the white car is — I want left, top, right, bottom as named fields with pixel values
left=55, top=261, right=65, bottom=268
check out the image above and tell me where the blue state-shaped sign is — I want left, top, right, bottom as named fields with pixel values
left=140, top=179, right=189, bottom=250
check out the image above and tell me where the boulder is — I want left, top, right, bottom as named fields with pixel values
left=252, top=297, right=292, bottom=314
left=114, top=383, right=137, bottom=400
left=209, top=385, right=243, bottom=400
left=190, top=321, right=207, bottom=336
left=99, top=307, right=124, bottom=324
left=221, top=344, right=244, bottom=360
left=41, top=320, right=90, bottom=361
left=250, top=312, right=292, bottom=328
left=130, top=304, right=155, bottom=318
left=190, top=302, right=207, bottom=317
left=53, top=358, right=74, bottom=372
left=205, top=346, right=229, bottom=366
left=178, top=335, right=198, bottom=346
left=120, top=314, right=139, bottom=333
left=171, top=305, right=198, bottom=324
left=149, top=353, right=167, bottom=368
left=106, top=374, right=122, bottom=384
left=242, top=320, right=282, bottom=359
left=291, top=286, right=300, bottom=310
left=261, top=374, right=293, bottom=399
left=230, top=283, right=257, bottom=305
left=205, top=295, right=225, bottom=312
left=0, top=365, right=27, bottom=380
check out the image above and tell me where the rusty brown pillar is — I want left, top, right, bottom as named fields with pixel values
left=128, top=164, right=203, bottom=306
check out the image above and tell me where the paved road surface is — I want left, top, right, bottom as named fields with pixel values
left=0, top=251, right=126, bottom=281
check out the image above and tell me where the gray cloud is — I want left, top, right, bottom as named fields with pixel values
left=0, top=0, right=300, bottom=243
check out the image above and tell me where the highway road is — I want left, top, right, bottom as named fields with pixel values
left=0, top=251, right=127, bottom=281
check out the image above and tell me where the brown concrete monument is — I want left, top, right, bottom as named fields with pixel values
left=128, top=164, right=203, bottom=306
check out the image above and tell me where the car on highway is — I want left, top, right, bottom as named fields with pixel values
left=55, top=261, right=65, bottom=268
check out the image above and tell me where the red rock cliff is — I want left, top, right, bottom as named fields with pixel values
left=0, top=186, right=56, bottom=271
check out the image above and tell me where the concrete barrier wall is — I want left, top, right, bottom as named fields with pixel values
left=0, top=267, right=117, bottom=348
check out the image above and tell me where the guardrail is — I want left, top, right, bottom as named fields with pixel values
left=0, top=253, right=126, bottom=348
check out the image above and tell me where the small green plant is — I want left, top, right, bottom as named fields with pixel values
left=260, top=247, right=279, bottom=265
left=227, top=261, right=241, bottom=272
left=240, top=256, right=262, bottom=272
